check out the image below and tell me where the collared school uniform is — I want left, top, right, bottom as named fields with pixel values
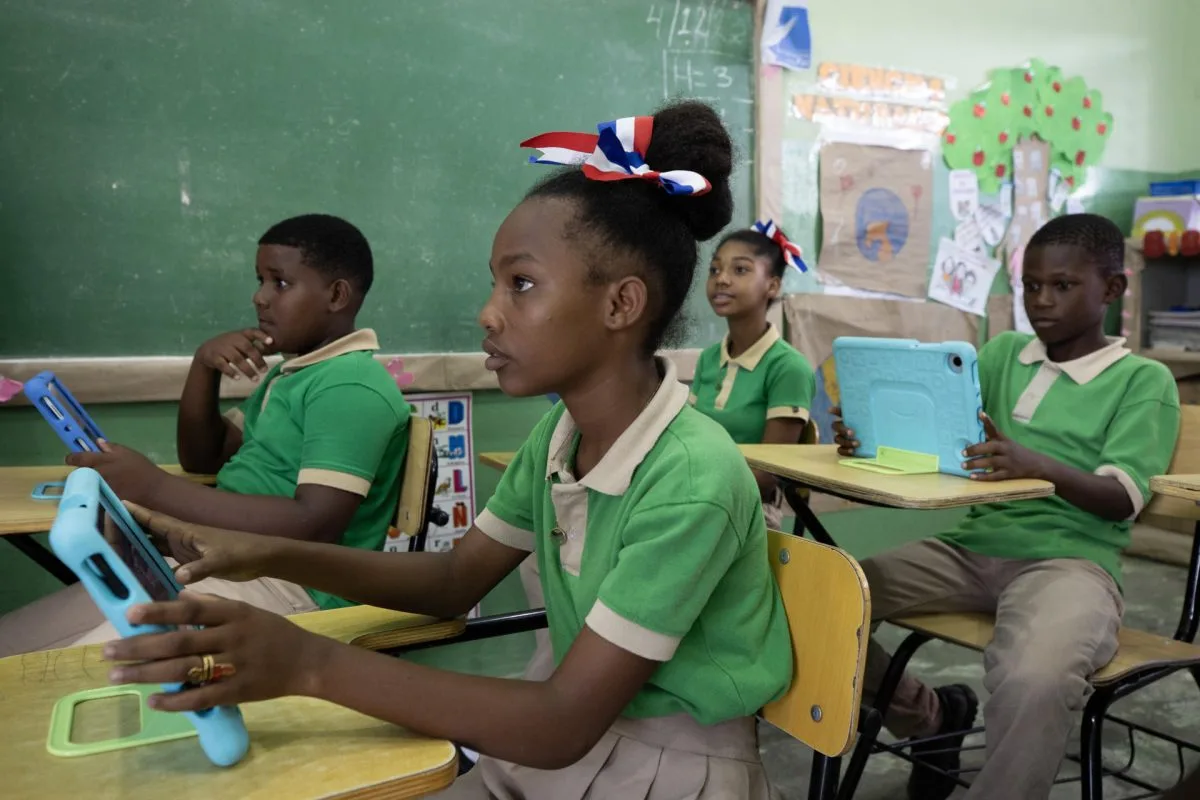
left=860, top=331, right=1180, bottom=800
left=220, top=329, right=411, bottom=610
left=439, top=359, right=792, bottom=799
left=0, top=330, right=410, bottom=656
left=689, top=324, right=815, bottom=527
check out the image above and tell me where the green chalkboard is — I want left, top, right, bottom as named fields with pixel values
left=0, top=0, right=753, bottom=357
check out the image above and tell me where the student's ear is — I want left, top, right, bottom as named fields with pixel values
left=604, top=275, right=648, bottom=333
left=766, top=274, right=783, bottom=303
left=328, top=278, right=354, bottom=313
left=1103, top=272, right=1127, bottom=305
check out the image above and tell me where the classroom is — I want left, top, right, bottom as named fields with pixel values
left=2, top=0, right=1200, bottom=798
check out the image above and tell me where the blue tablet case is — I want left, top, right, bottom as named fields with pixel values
left=23, top=371, right=106, bottom=453
left=48, top=468, right=250, bottom=766
left=833, top=337, right=985, bottom=478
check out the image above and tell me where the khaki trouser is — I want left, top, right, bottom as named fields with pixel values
left=0, top=572, right=317, bottom=658
left=863, top=539, right=1123, bottom=800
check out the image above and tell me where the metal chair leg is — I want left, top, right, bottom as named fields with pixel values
left=809, top=753, right=841, bottom=800
left=838, top=707, right=882, bottom=800
left=1080, top=685, right=1117, bottom=800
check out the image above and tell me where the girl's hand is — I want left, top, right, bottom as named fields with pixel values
left=105, top=592, right=331, bottom=712
left=963, top=413, right=1049, bottom=481
left=830, top=406, right=859, bottom=457
left=124, top=503, right=274, bottom=583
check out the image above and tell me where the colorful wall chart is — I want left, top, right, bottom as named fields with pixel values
left=383, top=392, right=476, bottom=554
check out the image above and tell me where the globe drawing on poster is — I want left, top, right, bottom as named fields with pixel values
left=383, top=392, right=476, bottom=554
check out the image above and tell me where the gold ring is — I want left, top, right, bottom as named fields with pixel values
left=186, top=653, right=215, bottom=684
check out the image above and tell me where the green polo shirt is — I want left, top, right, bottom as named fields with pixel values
left=217, top=329, right=411, bottom=609
left=689, top=324, right=815, bottom=444
left=939, top=332, right=1179, bottom=588
left=477, top=359, right=792, bottom=724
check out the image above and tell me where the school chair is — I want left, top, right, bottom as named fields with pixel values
left=838, top=404, right=1200, bottom=800
left=762, top=528, right=872, bottom=800
left=391, top=415, right=449, bottom=553
left=390, top=529, right=873, bottom=800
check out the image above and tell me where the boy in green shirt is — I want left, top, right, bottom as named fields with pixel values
left=0, top=215, right=410, bottom=655
left=835, top=214, right=1180, bottom=800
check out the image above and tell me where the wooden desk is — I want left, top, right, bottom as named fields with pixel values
left=479, top=452, right=513, bottom=472
left=291, top=604, right=467, bottom=651
left=0, top=465, right=214, bottom=536
left=0, top=466, right=215, bottom=584
left=1, top=610, right=458, bottom=799
left=1150, top=474, right=1200, bottom=504
left=741, top=444, right=1054, bottom=510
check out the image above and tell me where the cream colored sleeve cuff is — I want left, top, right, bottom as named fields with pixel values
left=223, top=408, right=245, bottom=431
left=585, top=600, right=681, bottom=662
left=297, top=468, right=372, bottom=497
left=475, top=508, right=536, bottom=552
left=767, top=405, right=809, bottom=421
left=1095, top=465, right=1145, bottom=520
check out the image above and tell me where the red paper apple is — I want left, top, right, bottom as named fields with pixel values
left=972, top=150, right=985, bottom=167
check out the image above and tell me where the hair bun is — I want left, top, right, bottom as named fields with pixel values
left=645, top=101, right=734, bottom=241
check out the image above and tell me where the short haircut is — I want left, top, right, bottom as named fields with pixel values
left=1026, top=213, right=1125, bottom=277
left=259, top=214, right=375, bottom=295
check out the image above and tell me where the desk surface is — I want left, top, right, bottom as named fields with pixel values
left=1150, top=474, right=1200, bottom=503
left=0, top=465, right=214, bottom=536
left=741, top=445, right=1055, bottom=510
left=483, top=447, right=1055, bottom=510
left=1, top=609, right=458, bottom=799
left=479, top=452, right=513, bottom=472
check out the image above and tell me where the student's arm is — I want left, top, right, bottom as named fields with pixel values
left=966, top=379, right=1180, bottom=521
left=107, top=595, right=655, bottom=770
left=110, top=492, right=745, bottom=769
left=177, top=329, right=274, bottom=473
left=753, top=354, right=816, bottom=498
left=71, top=383, right=403, bottom=543
left=127, top=504, right=524, bottom=618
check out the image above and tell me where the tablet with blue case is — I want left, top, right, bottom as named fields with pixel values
left=833, top=337, right=986, bottom=478
left=48, top=468, right=250, bottom=766
left=23, top=371, right=106, bottom=453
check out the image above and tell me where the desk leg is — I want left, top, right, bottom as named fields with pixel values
left=786, top=481, right=839, bottom=548
left=3, top=534, right=78, bottom=585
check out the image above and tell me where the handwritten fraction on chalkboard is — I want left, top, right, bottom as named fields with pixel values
left=646, top=0, right=752, bottom=134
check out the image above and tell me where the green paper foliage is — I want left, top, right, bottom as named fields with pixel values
left=941, top=59, right=1113, bottom=193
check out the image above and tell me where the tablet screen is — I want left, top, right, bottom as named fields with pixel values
left=99, top=505, right=178, bottom=602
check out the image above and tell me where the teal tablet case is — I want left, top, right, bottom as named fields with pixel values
left=833, top=337, right=985, bottom=478
left=47, top=468, right=249, bottom=766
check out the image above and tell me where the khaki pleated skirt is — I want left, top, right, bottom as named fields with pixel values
left=433, top=713, right=770, bottom=800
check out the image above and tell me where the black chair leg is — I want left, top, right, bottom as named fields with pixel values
left=836, top=632, right=931, bottom=800
left=1189, top=664, right=1200, bottom=695
left=809, top=753, right=841, bottom=800
left=1080, top=685, right=1116, bottom=800
left=838, top=707, right=882, bottom=800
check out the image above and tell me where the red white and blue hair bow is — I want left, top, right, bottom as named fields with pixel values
left=521, top=116, right=711, bottom=196
left=753, top=219, right=807, bottom=273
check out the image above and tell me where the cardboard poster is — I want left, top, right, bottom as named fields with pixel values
left=1005, top=137, right=1050, bottom=335
left=818, top=143, right=933, bottom=298
left=928, top=237, right=1002, bottom=316
left=383, top=392, right=476, bottom=555
left=783, top=294, right=979, bottom=444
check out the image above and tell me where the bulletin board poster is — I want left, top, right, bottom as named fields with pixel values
left=383, top=392, right=476, bottom=554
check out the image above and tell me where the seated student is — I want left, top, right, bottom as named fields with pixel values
left=690, top=222, right=815, bottom=528
left=101, top=101, right=792, bottom=798
left=834, top=213, right=1180, bottom=800
left=0, top=214, right=410, bottom=657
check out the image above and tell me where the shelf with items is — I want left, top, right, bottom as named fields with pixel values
left=1123, top=239, right=1200, bottom=378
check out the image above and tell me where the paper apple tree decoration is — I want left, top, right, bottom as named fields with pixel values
left=942, top=59, right=1113, bottom=193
